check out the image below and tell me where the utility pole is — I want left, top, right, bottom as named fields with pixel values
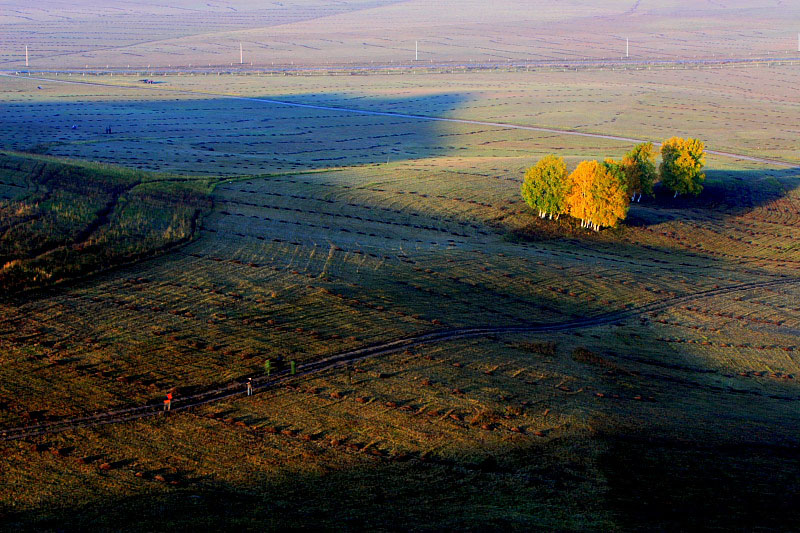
left=25, top=45, right=28, bottom=67
left=415, top=40, right=418, bottom=61
left=240, top=42, right=243, bottom=64
left=626, top=38, right=629, bottom=58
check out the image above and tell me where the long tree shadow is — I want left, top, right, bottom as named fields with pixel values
left=591, top=319, right=800, bottom=531
left=0, top=92, right=474, bottom=174
left=625, top=167, right=800, bottom=227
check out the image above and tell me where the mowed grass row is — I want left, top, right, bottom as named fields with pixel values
left=617, top=168, right=800, bottom=269
left=0, top=153, right=793, bottom=427
left=1, top=165, right=797, bottom=529
left=644, top=284, right=800, bottom=381
left=59, top=67, right=800, bottom=164
left=0, top=93, right=637, bottom=175
left=0, top=334, right=634, bottom=531
left=4, top=321, right=800, bottom=530
left=7, top=66, right=800, bottom=179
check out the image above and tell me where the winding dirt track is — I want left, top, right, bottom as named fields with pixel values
left=1, top=276, right=795, bottom=442
left=2, top=73, right=799, bottom=169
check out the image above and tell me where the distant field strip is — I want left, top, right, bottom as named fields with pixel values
left=3, top=73, right=797, bottom=169
left=2, top=275, right=796, bottom=442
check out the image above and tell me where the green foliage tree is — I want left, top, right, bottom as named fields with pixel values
left=621, top=142, right=657, bottom=201
left=602, top=157, right=625, bottom=184
left=660, top=137, right=706, bottom=197
left=521, top=155, right=567, bottom=220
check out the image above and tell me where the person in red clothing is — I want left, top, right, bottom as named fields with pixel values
left=163, top=392, right=173, bottom=412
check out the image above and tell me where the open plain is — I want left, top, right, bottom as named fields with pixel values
left=1, top=1, right=799, bottom=531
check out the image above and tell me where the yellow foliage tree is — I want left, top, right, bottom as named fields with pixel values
left=566, top=159, right=629, bottom=231
left=566, top=160, right=599, bottom=229
left=595, top=159, right=630, bottom=228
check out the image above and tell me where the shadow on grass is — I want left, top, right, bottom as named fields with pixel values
left=600, top=435, right=800, bottom=532
left=1, top=91, right=473, bottom=173
left=2, top=437, right=608, bottom=532
left=4, top=415, right=800, bottom=532
left=625, top=167, right=800, bottom=227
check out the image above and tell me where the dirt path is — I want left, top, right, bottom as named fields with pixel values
left=2, top=73, right=798, bottom=169
left=1, top=275, right=796, bottom=442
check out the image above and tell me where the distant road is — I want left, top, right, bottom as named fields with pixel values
left=2, top=55, right=800, bottom=75
left=2, top=72, right=798, bottom=169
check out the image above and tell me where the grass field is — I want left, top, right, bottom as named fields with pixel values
left=3, top=64, right=799, bottom=177
left=2, top=3, right=800, bottom=529
left=0, top=152, right=213, bottom=293
left=3, top=0, right=800, bottom=69
left=2, top=142, right=798, bottom=529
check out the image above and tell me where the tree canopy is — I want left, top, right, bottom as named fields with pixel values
left=521, top=155, right=567, bottom=220
left=565, top=159, right=629, bottom=231
left=565, top=160, right=598, bottom=228
left=596, top=159, right=630, bottom=228
left=621, top=142, right=657, bottom=201
left=660, top=137, right=706, bottom=197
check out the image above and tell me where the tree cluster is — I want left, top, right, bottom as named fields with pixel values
left=521, top=138, right=705, bottom=231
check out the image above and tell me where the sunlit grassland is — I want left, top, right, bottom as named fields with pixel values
left=3, top=314, right=799, bottom=530
left=0, top=334, right=654, bottom=531
left=4, top=66, right=800, bottom=179
left=2, top=0, right=798, bottom=70
left=1, top=60, right=800, bottom=530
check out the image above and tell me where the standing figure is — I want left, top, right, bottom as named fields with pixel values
left=163, top=392, right=173, bottom=412
left=246, top=378, right=253, bottom=396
